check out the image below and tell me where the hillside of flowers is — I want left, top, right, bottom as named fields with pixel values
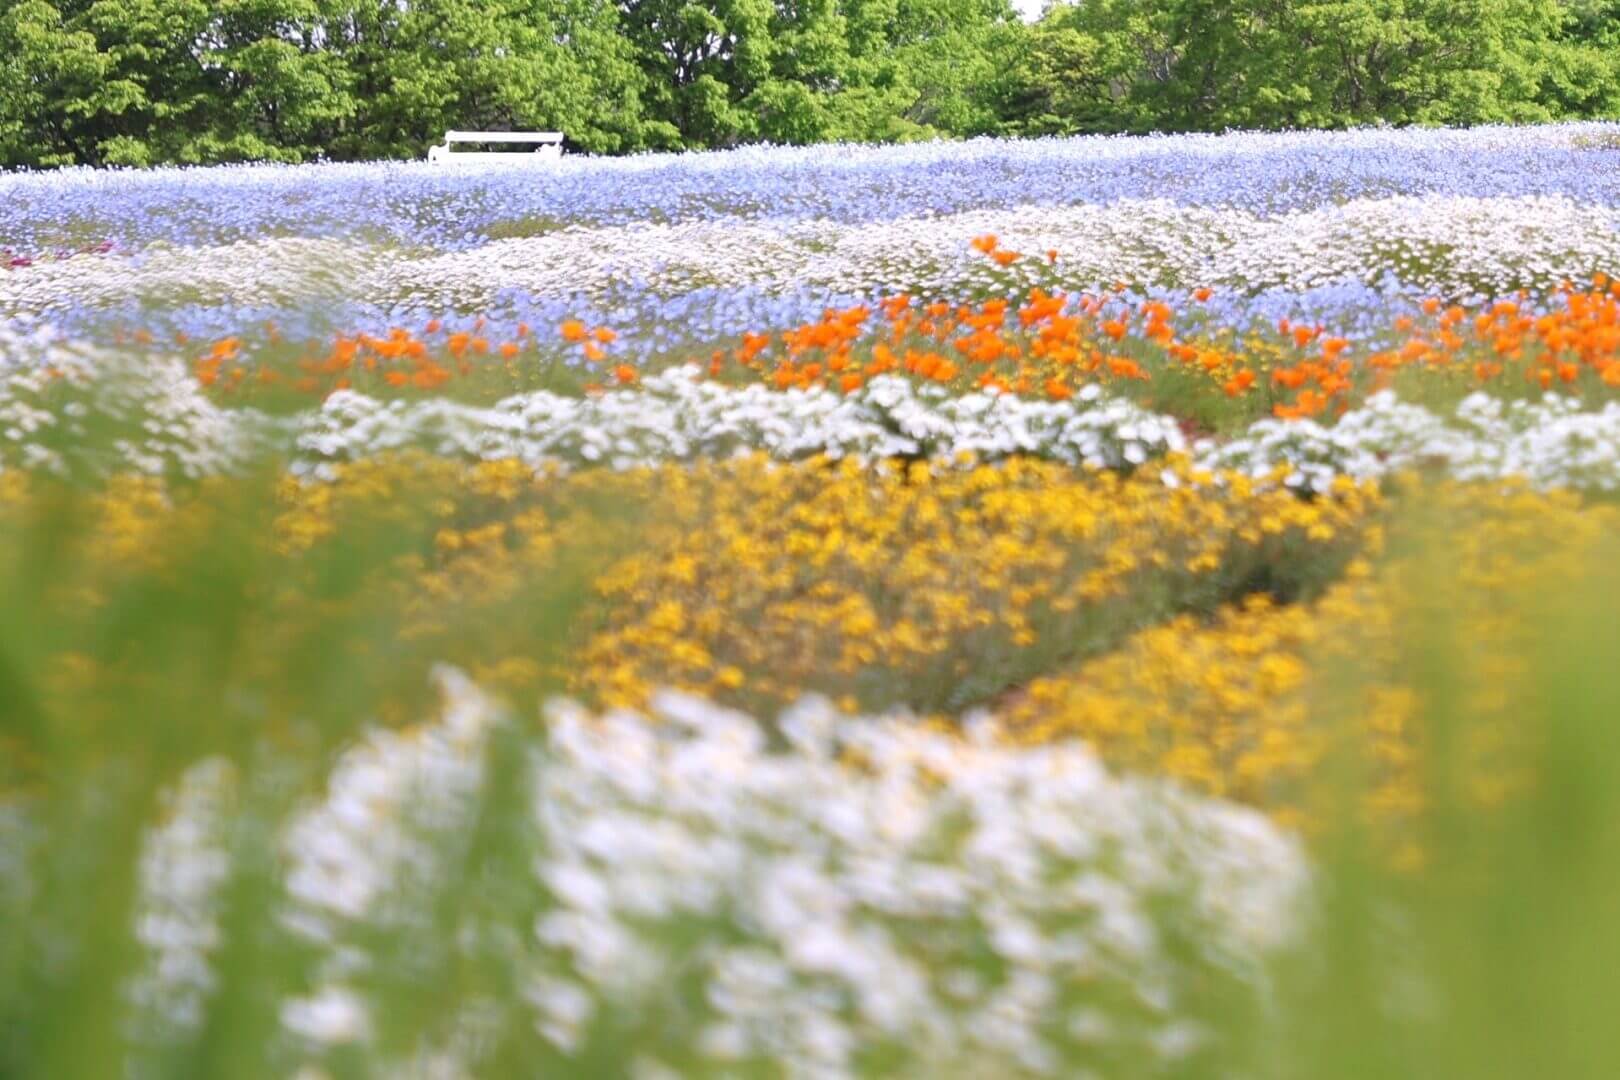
left=6, top=125, right=1620, bottom=1078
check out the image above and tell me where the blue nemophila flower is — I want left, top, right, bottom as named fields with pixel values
left=5, top=123, right=1620, bottom=401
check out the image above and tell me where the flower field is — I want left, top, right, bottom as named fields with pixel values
left=7, top=125, right=1620, bottom=1078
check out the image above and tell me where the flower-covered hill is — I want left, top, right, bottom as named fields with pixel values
left=6, top=124, right=1620, bottom=354
left=7, top=124, right=1620, bottom=1079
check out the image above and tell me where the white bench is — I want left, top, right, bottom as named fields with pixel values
left=427, top=131, right=563, bottom=165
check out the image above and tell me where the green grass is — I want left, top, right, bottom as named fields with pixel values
left=1257, top=531, right=1620, bottom=1080
left=0, top=456, right=607, bottom=1078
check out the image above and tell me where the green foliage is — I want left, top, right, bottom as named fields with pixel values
left=1006, top=0, right=1617, bottom=136
left=320, top=0, right=661, bottom=157
left=0, top=0, right=1618, bottom=167
left=0, top=0, right=676, bottom=165
left=1259, top=513, right=1620, bottom=1080
left=0, top=1, right=112, bottom=167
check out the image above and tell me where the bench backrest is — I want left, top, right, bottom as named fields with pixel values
left=442, top=131, right=563, bottom=146
left=428, top=131, right=564, bottom=164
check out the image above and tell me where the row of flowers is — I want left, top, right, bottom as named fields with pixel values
left=12, top=337, right=1620, bottom=494
left=18, top=450, right=1612, bottom=821
left=9, top=195, right=1620, bottom=348
left=9, top=451, right=1366, bottom=728
left=0, top=342, right=1187, bottom=478
left=6, top=124, right=1617, bottom=258
left=112, top=669, right=1305, bottom=1078
left=375, top=194, right=1620, bottom=316
left=1003, top=478, right=1615, bottom=840
left=1201, top=389, right=1620, bottom=493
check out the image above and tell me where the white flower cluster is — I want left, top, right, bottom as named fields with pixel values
left=0, top=340, right=1194, bottom=479
left=294, top=367, right=1185, bottom=477
left=0, top=336, right=276, bottom=478
left=0, top=237, right=378, bottom=321
left=9, top=339, right=1620, bottom=494
left=1200, top=390, right=1620, bottom=493
left=126, top=759, right=238, bottom=1046
left=125, top=669, right=1306, bottom=1078
left=380, top=195, right=1620, bottom=312
left=9, top=195, right=1616, bottom=326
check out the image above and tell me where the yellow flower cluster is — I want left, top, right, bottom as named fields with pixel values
left=5, top=457, right=620, bottom=720
left=269, top=455, right=632, bottom=707
left=11, top=452, right=1616, bottom=845
left=13, top=454, right=1376, bottom=725
left=571, top=454, right=1377, bottom=714
left=1001, top=478, right=1620, bottom=833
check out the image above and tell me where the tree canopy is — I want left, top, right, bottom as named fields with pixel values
left=0, top=0, right=1616, bottom=168
left=1000, top=0, right=1620, bottom=135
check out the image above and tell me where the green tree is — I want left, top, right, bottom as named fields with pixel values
left=41, top=0, right=353, bottom=164
left=616, top=0, right=777, bottom=146
left=0, top=0, right=664, bottom=167
left=1022, top=0, right=1604, bottom=134
left=748, top=0, right=849, bottom=143
left=4, top=0, right=1617, bottom=169
left=0, top=2, right=111, bottom=166
left=615, top=0, right=1021, bottom=148
left=322, top=0, right=661, bottom=158
left=176, top=0, right=354, bottom=164
left=887, top=0, right=1023, bottom=135
left=1542, top=0, right=1620, bottom=118
left=993, top=19, right=1118, bottom=135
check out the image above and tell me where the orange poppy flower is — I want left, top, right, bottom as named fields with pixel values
left=1222, top=369, right=1256, bottom=397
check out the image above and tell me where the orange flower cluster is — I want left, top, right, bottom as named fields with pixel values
left=560, top=318, right=619, bottom=364
left=191, top=336, right=242, bottom=388
left=1254, top=277, right=1620, bottom=417
left=971, top=232, right=1026, bottom=266
left=560, top=319, right=636, bottom=388
left=718, top=271, right=1620, bottom=420
left=190, top=320, right=534, bottom=396
left=715, top=285, right=1188, bottom=398
left=1383, top=278, right=1620, bottom=390
left=174, top=258, right=1620, bottom=427
left=184, top=316, right=646, bottom=399
left=1264, top=326, right=1355, bottom=419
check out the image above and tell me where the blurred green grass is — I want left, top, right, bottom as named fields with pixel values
left=0, top=456, right=602, bottom=1079
left=1258, top=517, right=1620, bottom=1080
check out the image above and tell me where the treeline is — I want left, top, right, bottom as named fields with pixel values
left=1000, top=0, right=1620, bottom=135
left=2, top=0, right=1617, bottom=168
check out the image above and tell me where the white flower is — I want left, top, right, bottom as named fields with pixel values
left=118, top=668, right=1310, bottom=1074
